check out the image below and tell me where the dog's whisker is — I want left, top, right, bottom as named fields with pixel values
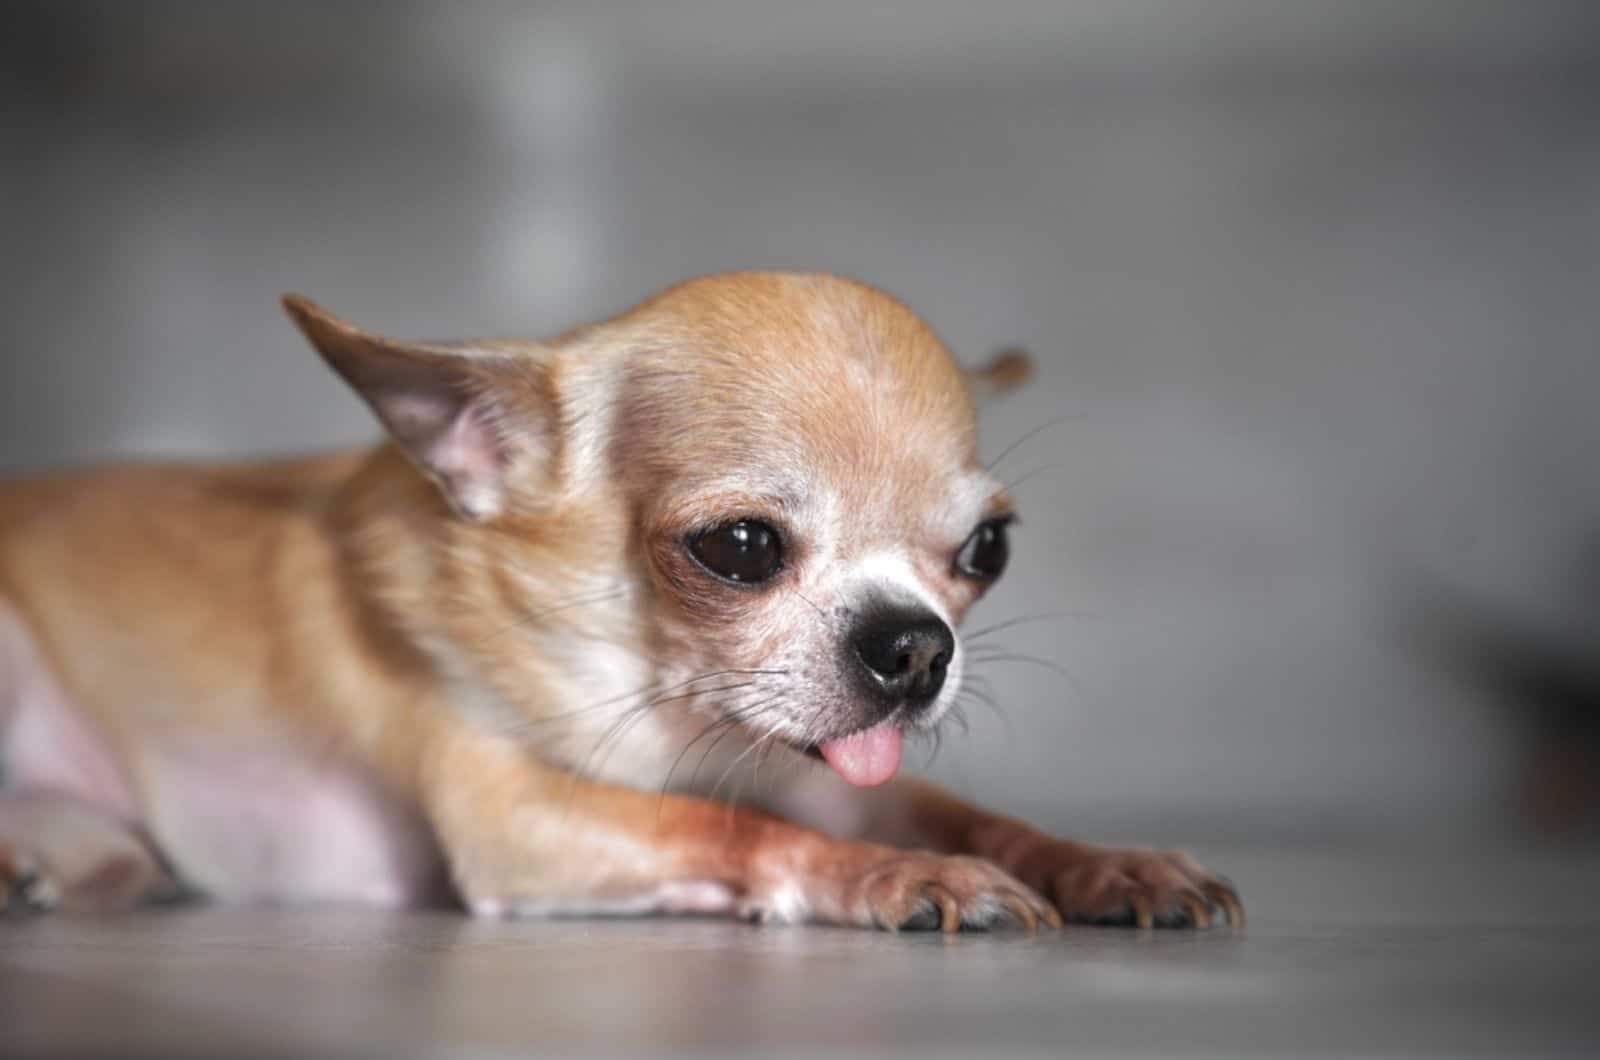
left=643, top=680, right=762, bottom=710
left=956, top=671, right=1002, bottom=710
left=590, top=680, right=764, bottom=774
left=690, top=695, right=786, bottom=792
left=569, top=699, right=661, bottom=789
left=497, top=667, right=787, bottom=738
left=746, top=727, right=789, bottom=802
left=945, top=703, right=971, bottom=738
left=921, top=724, right=945, bottom=771
left=750, top=727, right=783, bottom=792
left=657, top=688, right=785, bottom=802
left=963, top=611, right=1096, bottom=643
left=962, top=669, right=996, bottom=694
left=659, top=704, right=759, bottom=812
left=984, top=412, right=1080, bottom=472
left=790, top=587, right=830, bottom=626
left=562, top=673, right=777, bottom=800
left=955, top=683, right=1011, bottom=741
left=1003, top=463, right=1069, bottom=492
left=709, top=721, right=784, bottom=806
left=576, top=677, right=780, bottom=786
left=476, top=585, right=631, bottom=646
left=965, top=650, right=1082, bottom=693
left=952, top=687, right=999, bottom=741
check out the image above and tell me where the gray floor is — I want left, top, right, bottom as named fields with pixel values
left=4, top=845, right=1599, bottom=1058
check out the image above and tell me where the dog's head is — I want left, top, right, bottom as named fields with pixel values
left=286, top=273, right=1030, bottom=788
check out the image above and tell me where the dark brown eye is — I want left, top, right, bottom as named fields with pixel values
left=956, top=517, right=1011, bottom=580
left=688, top=520, right=784, bottom=585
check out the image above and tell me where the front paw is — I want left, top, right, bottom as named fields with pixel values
left=1021, top=843, right=1244, bottom=929
left=817, top=850, right=1063, bottom=933
left=0, top=848, right=60, bottom=916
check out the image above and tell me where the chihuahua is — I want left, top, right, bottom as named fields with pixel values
left=0, top=273, right=1240, bottom=931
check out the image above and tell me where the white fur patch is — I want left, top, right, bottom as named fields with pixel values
left=468, top=880, right=737, bottom=920
left=557, top=355, right=623, bottom=501
left=761, top=880, right=811, bottom=925
left=850, top=550, right=949, bottom=623
left=950, top=470, right=1008, bottom=537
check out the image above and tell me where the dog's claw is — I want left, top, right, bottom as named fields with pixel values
left=927, top=883, right=961, bottom=933
left=1002, top=892, right=1038, bottom=933
left=1202, top=880, right=1238, bottom=927
left=20, top=870, right=61, bottom=912
left=894, top=899, right=942, bottom=932
left=2, top=851, right=60, bottom=916
left=853, top=851, right=1058, bottom=934
left=1041, top=846, right=1242, bottom=931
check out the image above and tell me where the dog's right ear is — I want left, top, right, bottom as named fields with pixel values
left=967, top=347, right=1034, bottom=399
left=282, top=295, right=552, bottom=521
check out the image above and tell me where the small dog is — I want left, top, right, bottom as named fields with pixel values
left=0, top=273, right=1240, bottom=931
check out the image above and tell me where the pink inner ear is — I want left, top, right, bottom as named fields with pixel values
left=426, top=402, right=508, bottom=520
left=383, top=391, right=459, bottom=444
left=384, top=391, right=508, bottom=520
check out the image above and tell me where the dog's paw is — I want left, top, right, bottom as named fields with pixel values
left=1026, top=844, right=1243, bottom=929
left=0, top=833, right=171, bottom=916
left=0, top=847, right=61, bottom=917
left=837, top=852, right=1062, bottom=933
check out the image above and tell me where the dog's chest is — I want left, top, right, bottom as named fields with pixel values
left=528, top=656, right=777, bottom=799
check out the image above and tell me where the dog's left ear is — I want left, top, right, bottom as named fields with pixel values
left=967, top=347, right=1034, bottom=398
left=282, top=295, right=552, bottom=521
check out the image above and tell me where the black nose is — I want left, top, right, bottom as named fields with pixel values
left=851, top=609, right=955, bottom=709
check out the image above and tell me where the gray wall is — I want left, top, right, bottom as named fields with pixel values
left=5, top=1, right=1598, bottom=841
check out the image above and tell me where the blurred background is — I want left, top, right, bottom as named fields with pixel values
left=4, top=0, right=1597, bottom=846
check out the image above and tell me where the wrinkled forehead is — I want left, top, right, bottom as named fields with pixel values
left=681, top=440, right=1000, bottom=547
left=616, top=275, right=989, bottom=534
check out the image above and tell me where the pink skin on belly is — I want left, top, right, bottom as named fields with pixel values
left=142, top=738, right=450, bottom=906
left=2, top=606, right=448, bottom=908
left=0, top=607, right=139, bottom=821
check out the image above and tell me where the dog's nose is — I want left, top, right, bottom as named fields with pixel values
left=851, top=609, right=955, bottom=709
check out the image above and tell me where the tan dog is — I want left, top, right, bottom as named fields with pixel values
left=0, top=273, right=1240, bottom=931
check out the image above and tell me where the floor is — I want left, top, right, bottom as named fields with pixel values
left=3, top=844, right=1598, bottom=1059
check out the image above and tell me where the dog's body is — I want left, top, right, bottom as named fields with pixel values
left=0, top=273, right=1239, bottom=930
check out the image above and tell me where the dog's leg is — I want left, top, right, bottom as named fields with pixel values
left=843, top=777, right=1245, bottom=928
left=772, top=772, right=1242, bottom=929
left=0, top=600, right=171, bottom=914
left=0, top=792, right=172, bottom=914
left=419, top=724, right=1060, bottom=931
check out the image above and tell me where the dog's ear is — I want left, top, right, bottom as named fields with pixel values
left=967, top=347, right=1034, bottom=398
left=282, top=295, right=551, bottom=521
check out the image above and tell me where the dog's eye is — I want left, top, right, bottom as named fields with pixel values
left=955, top=517, right=1012, bottom=580
left=688, top=520, right=784, bottom=584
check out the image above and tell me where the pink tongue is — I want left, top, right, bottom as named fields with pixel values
left=817, top=723, right=903, bottom=787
